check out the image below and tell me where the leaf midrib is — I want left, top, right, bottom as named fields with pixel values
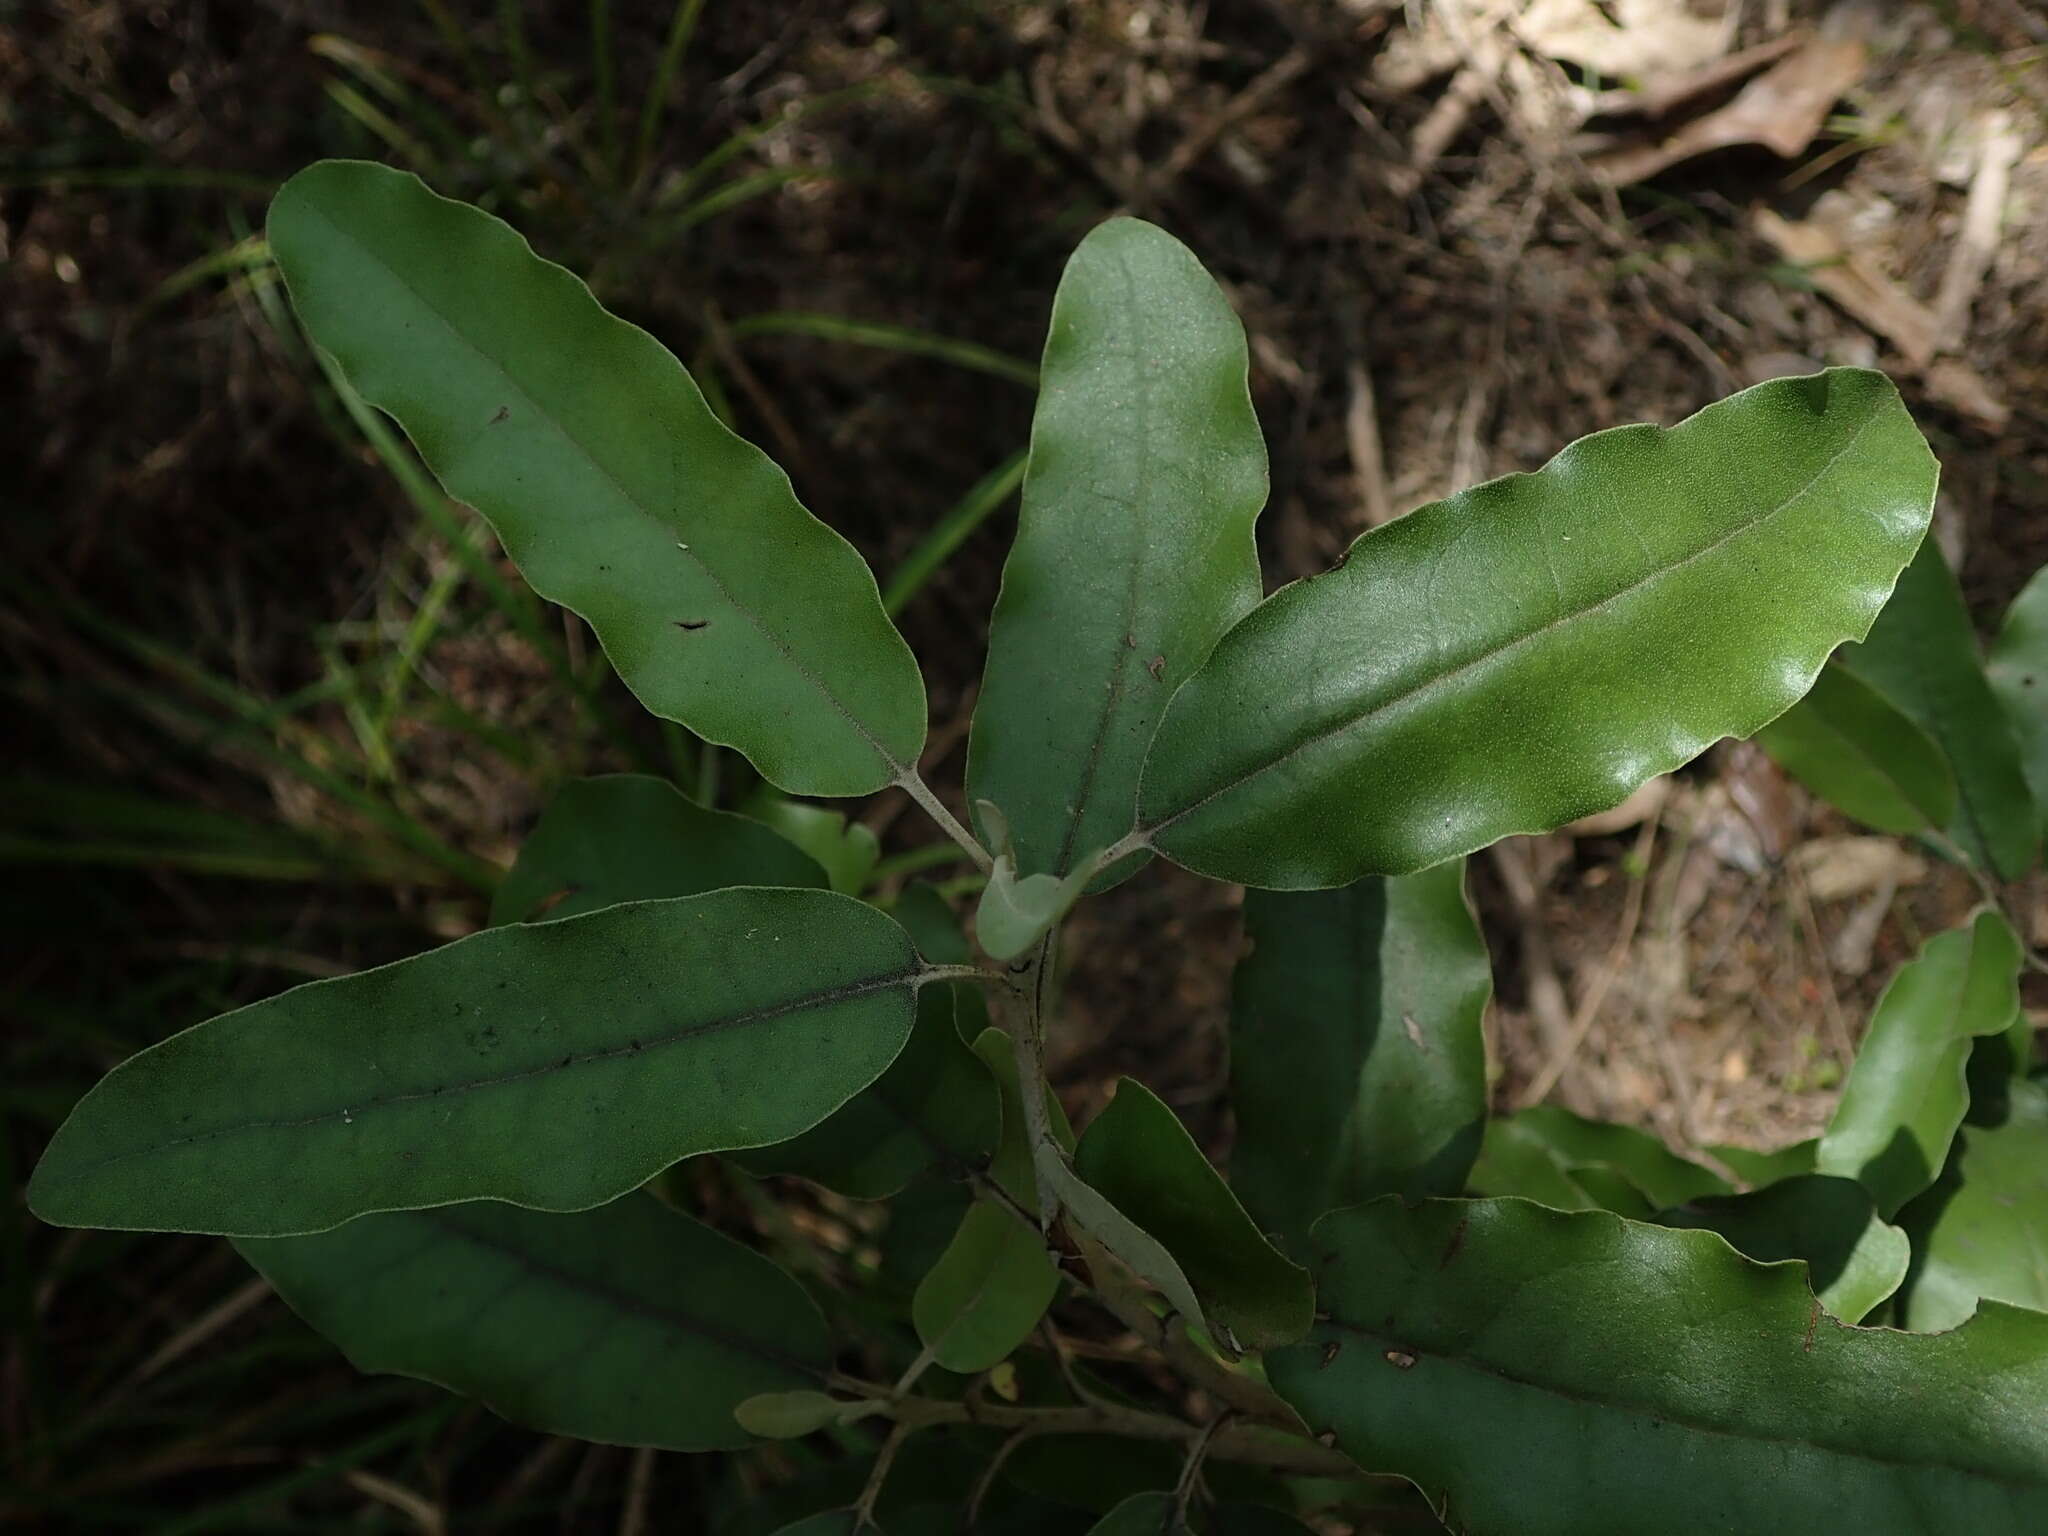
left=299, top=196, right=905, bottom=779
left=48, top=964, right=924, bottom=1185
left=1146, top=410, right=1884, bottom=836
left=417, top=1209, right=826, bottom=1379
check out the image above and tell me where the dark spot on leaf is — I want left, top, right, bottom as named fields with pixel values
left=1146, top=654, right=1166, bottom=682
left=1438, top=1216, right=1468, bottom=1269
left=675, top=619, right=710, bottom=632
left=1319, top=1340, right=1342, bottom=1369
left=1384, top=1349, right=1417, bottom=1370
left=489, top=405, right=510, bottom=425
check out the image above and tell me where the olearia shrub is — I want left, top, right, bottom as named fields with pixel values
left=30, top=160, right=2048, bottom=1534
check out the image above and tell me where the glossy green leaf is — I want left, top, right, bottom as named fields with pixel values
left=1841, top=537, right=2039, bottom=877
left=29, top=889, right=923, bottom=1235
left=234, top=1193, right=829, bottom=1451
left=1137, top=369, right=1936, bottom=886
left=1817, top=910, right=2022, bottom=1216
left=730, top=947, right=998, bottom=1199
left=490, top=774, right=824, bottom=925
left=1752, top=662, right=1956, bottom=835
left=269, top=160, right=925, bottom=795
left=1270, top=1197, right=2048, bottom=1534
left=1988, top=562, right=2048, bottom=835
left=967, top=216, right=1266, bottom=884
left=743, top=788, right=881, bottom=895
left=1468, top=1106, right=1730, bottom=1213
left=1896, top=1078, right=2048, bottom=1333
left=1230, top=859, right=1489, bottom=1254
left=1657, top=1174, right=1909, bottom=1323
left=1071, top=1078, right=1311, bottom=1351
left=909, top=1029, right=1067, bottom=1372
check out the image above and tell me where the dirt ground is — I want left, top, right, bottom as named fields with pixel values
left=7, top=0, right=2048, bottom=1527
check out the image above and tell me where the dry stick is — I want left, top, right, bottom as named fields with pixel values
left=853, top=1421, right=918, bottom=1528
left=967, top=1428, right=1041, bottom=1527
left=1933, top=110, right=2023, bottom=339
left=1345, top=361, right=1395, bottom=528
left=886, top=1394, right=1354, bottom=1479
left=1641, top=820, right=1704, bottom=1146
left=1518, top=807, right=1664, bottom=1108
left=342, top=1470, right=444, bottom=1536
left=1149, top=45, right=1314, bottom=198
left=1488, top=840, right=1574, bottom=1060
left=1174, top=1412, right=1231, bottom=1521
left=616, top=1447, right=656, bottom=1536
left=1786, top=863, right=1856, bottom=1063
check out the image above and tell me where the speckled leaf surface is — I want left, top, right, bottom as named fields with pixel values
left=1842, top=536, right=2038, bottom=877
left=967, top=217, right=1265, bottom=883
left=1270, top=1197, right=2048, bottom=1535
left=269, top=160, right=925, bottom=796
left=236, top=1193, right=828, bottom=1450
left=1138, top=370, right=1936, bottom=886
left=30, top=889, right=922, bottom=1235
left=1230, top=859, right=1489, bottom=1255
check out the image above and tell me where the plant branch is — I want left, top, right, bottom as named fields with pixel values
left=882, top=1393, right=1353, bottom=1478
left=897, top=770, right=993, bottom=873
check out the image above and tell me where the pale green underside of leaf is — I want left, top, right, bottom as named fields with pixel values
left=269, top=160, right=925, bottom=796
left=1139, top=368, right=1937, bottom=887
left=1271, top=1197, right=2048, bottom=1535
left=1753, top=661, right=1956, bottom=835
left=967, top=216, right=1265, bottom=882
left=1896, top=1078, right=2048, bottom=1333
left=1841, top=537, right=2039, bottom=878
left=1987, top=563, right=2048, bottom=838
left=1818, top=910, right=2022, bottom=1217
left=29, top=889, right=922, bottom=1235
left=1230, top=859, right=1490, bottom=1255
left=490, top=774, right=825, bottom=925
left=235, top=1193, right=829, bottom=1451
left=1072, top=1077, right=1312, bottom=1351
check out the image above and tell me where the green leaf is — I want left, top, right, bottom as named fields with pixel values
left=1071, top=1078, right=1312, bottom=1351
left=269, top=160, right=925, bottom=796
left=490, top=774, right=825, bottom=925
left=1656, top=1174, right=1909, bottom=1323
left=1752, top=662, right=1956, bottom=835
left=891, top=882, right=987, bottom=1041
left=1230, top=859, right=1490, bottom=1254
left=975, top=839, right=1108, bottom=965
left=743, top=788, right=882, bottom=895
left=730, top=947, right=998, bottom=1199
left=1841, top=537, right=2039, bottom=877
left=29, top=888, right=923, bottom=1235
left=732, top=1390, right=884, bottom=1439
left=233, top=1192, right=829, bottom=1451
left=1137, top=369, right=1937, bottom=886
left=911, top=1198, right=1061, bottom=1374
left=1085, top=1493, right=1188, bottom=1534
left=967, top=217, right=1266, bottom=884
left=1817, top=910, right=2022, bottom=1216
left=1895, top=1078, right=2048, bottom=1333
left=1705, top=1137, right=1817, bottom=1189
left=908, top=1029, right=1068, bottom=1372
left=1468, top=1106, right=1731, bottom=1213
left=1987, top=562, right=2048, bottom=836
left=1041, top=1160, right=1210, bottom=1353
left=1270, top=1196, right=2048, bottom=1535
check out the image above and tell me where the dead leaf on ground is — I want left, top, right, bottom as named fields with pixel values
left=1788, top=836, right=1927, bottom=903
left=1591, top=30, right=1868, bottom=184
left=1513, top=0, right=1731, bottom=79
